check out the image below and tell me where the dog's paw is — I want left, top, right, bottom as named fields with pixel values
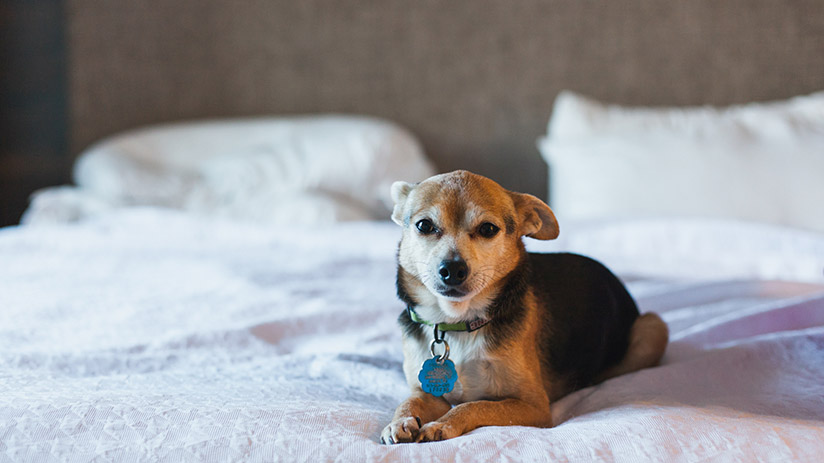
left=417, top=421, right=459, bottom=443
left=380, top=416, right=422, bottom=444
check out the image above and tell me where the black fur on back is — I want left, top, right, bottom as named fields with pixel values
left=530, top=253, right=638, bottom=390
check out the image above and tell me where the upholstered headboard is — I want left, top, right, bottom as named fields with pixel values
left=67, top=0, right=824, bottom=199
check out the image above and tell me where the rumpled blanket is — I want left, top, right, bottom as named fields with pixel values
left=1, top=210, right=823, bottom=462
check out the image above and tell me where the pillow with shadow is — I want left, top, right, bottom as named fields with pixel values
left=538, top=91, right=824, bottom=233
left=68, top=115, right=435, bottom=224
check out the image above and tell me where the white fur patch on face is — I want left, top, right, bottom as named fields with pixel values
left=462, top=203, right=482, bottom=228
left=410, top=283, right=494, bottom=324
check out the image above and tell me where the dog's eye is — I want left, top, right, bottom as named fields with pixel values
left=478, top=222, right=500, bottom=238
left=416, top=219, right=437, bottom=235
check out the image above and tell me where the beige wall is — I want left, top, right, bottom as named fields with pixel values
left=68, top=0, right=824, bottom=199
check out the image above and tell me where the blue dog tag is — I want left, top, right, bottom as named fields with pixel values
left=418, top=357, right=458, bottom=397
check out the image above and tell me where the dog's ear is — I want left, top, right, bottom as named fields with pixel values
left=390, top=181, right=415, bottom=226
left=510, top=192, right=559, bottom=240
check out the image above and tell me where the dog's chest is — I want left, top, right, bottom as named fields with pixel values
left=429, top=334, right=514, bottom=405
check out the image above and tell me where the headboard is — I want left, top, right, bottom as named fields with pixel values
left=67, top=0, right=824, bottom=200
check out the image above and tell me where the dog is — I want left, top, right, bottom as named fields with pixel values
left=380, top=170, right=668, bottom=444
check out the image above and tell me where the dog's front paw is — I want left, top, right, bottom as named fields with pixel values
left=380, top=416, right=422, bottom=444
left=417, top=421, right=459, bottom=442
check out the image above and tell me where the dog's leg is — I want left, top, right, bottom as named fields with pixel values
left=417, top=397, right=551, bottom=442
left=597, top=312, right=669, bottom=382
left=381, top=391, right=451, bottom=444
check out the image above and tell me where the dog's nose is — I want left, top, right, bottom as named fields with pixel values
left=439, top=260, right=468, bottom=286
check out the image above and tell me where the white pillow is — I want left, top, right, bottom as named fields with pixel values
left=72, top=115, right=435, bottom=223
left=538, top=91, right=824, bottom=233
left=547, top=90, right=824, bottom=140
left=185, top=189, right=375, bottom=224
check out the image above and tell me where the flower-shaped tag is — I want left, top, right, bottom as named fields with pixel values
left=418, top=358, right=458, bottom=397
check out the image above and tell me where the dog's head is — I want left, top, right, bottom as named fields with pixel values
left=391, top=170, right=559, bottom=317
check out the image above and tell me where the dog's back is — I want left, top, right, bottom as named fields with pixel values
left=528, top=253, right=639, bottom=397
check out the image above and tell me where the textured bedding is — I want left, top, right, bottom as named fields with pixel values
left=2, top=210, right=823, bottom=462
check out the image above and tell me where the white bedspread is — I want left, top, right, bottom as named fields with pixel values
left=2, top=210, right=823, bottom=462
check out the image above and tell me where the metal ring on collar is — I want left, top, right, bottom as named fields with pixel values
left=429, top=338, right=450, bottom=363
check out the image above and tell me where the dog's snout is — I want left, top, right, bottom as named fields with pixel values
left=439, top=260, right=468, bottom=286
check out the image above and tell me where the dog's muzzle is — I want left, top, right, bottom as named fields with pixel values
left=438, top=259, right=468, bottom=287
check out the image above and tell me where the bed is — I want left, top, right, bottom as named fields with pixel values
left=3, top=211, right=824, bottom=461
left=5, top=91, right=824, bottom=461
left=5, top=1, right=824, bottom=461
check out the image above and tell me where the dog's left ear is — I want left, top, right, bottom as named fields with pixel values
left=510, top=192, right=559, bottom=240
left=390, top=181, right=415, bottom=226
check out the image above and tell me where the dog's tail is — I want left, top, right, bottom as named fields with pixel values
left=597, top=312, right=669, bottom=382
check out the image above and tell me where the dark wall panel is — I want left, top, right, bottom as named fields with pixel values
left=0, top=0, right=68, bottom=226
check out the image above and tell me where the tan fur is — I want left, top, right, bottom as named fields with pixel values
left=596, top=313, right=669, bottom=382
left=381, top=170, right=667, bottom=444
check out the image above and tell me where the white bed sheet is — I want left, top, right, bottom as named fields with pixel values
left=1, top=210, right=823, bottom=462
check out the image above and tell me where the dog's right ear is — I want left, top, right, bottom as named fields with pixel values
left=390, top=181, right=415, bottom=226
left=510, top=192, right=560, bottom=240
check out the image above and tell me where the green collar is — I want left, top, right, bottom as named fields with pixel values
left=406, top=307, right=491, bottom=332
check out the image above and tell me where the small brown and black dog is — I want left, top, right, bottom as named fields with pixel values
left=381, top=170, right=668, bottom=444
